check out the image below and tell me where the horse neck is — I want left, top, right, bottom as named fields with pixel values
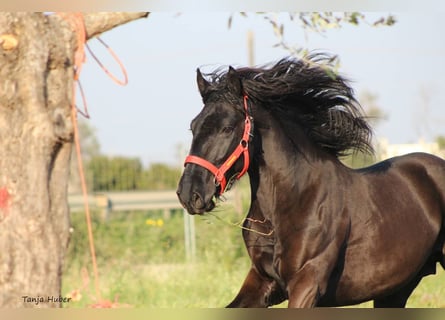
left=248, top=109, right=343, bottom=217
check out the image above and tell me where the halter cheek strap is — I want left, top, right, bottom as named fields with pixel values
left=184, top=95, right=253, bottom=195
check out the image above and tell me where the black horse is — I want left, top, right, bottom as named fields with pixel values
left=176, top=53, right=445, bottom=308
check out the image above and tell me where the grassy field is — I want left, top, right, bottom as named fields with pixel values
left=62, top=203, right=250, bottom=308
left=62, top=201, right=445, bottom=308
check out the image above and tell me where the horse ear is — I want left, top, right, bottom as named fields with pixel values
left=196, top=68, right=210, bottom=99
left=227, top=66, right=243, bottom=97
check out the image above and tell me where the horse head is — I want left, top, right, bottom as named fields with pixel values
left=177, top=67, right=253, bottom=214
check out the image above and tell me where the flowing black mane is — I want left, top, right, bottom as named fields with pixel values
left=202, top=53, right=373, bottom=157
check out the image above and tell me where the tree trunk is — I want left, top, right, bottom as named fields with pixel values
left=0, top=12, right=148, bottom=308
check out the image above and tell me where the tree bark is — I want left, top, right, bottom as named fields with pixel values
left=0, top=12, right=148, bottom=308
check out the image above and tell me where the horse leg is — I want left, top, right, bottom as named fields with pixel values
left=373, top=275, right=423, bottom=308
left=285, top=234, right=348, bottom=308
left=286, top=261, right=323, bottom=308
left=226, top=266, right=286, bottom=308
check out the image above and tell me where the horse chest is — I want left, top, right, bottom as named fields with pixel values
left=243, top=220, right=326, bottom=288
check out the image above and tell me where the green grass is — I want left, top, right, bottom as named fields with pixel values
left=62, top=202, right=250, bottom=308
left=62, top=202, right=445, bottom=308
left=345, top=268, right=445, bottom=308
left=408, top=268, right=445, bottom=308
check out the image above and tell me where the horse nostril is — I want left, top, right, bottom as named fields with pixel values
left=192, top=192, right=204, bottom=209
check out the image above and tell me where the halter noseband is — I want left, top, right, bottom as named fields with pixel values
left=184, top=95, right=253, bottom=195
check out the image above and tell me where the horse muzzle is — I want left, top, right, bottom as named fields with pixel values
left=176, top=175, right=216, bottom=215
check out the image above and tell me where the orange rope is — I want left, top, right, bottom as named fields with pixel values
left=71, top=98, right=101, bottom=301
left=59, top=11, right=102, bottom=303
left=86, top=37, right=128, bottom=86
left=75, top=80, right=90, bottom=119
left=57, top=12, right=129, bottom=306
left=57, top=12, right=86, bottom=80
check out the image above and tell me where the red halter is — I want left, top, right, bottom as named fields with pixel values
left=184, top=95, right=253, bottom=195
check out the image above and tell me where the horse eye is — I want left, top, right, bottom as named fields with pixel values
left=221, top=126, right=234, bottom=134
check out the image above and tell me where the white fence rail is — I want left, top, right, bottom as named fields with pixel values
left=68, top=190, right=183, bottom=214
left=68, top=190, right=234, bottom=263
left=68, top=190, right=235, bottom=217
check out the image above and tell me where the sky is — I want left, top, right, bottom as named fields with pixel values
left=78, top=12, right=445, bottom=167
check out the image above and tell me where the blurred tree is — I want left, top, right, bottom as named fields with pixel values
left=341, top=91, right=388, bottom=169
left=69, top=118, right=101, bottom=193
left=359, top=90, right=388, bottom=128
left=142, top=163, right=183, bottom=190
left=436, top=136, right=445, bottom=150
left=87, top=157, right=181, bottom=191
left=76, top=118, right=101, bottom=160
left=88, top=156, right=143, bottom=191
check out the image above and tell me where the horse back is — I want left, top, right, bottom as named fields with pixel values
left=360, top=152, right=445, bottom=216
left=360, top=151, right=445, bottom=252
left=376, top=152, right=445, bottom=247
left=336, top=152, right=445, bottom=303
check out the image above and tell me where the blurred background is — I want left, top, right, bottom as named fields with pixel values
left=64, top=12, right=445, bottom=307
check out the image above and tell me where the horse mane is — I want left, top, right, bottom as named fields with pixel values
left=203, top=53, right=374, bottom=157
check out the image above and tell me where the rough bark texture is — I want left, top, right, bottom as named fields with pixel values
left=0, top=12, right=148, bottom=308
